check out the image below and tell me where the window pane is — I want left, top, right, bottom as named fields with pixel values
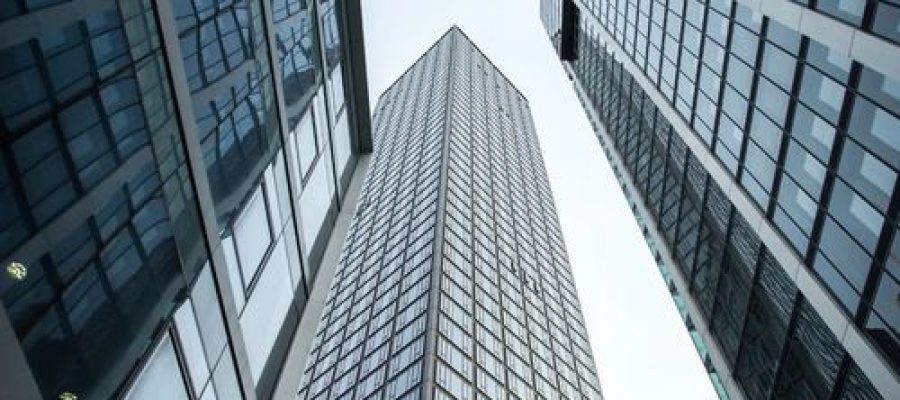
left=299, top=155, right=333, bottom=257
left=234, top=186, right=272, bottom=286
left=239, top=237, right=293, bottom=382
left=124, top=334, right=189, bottom=400
left=174, top=299, right=210, bottom=394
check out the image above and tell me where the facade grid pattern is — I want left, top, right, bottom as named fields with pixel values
left=541, top=0, right=900, bottom=399
left=298, top=28, right=602, bottom=400
left=0, top=0, right=371, bottom=399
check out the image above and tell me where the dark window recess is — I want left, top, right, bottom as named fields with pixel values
left=560, top=0, right=579, bottom=61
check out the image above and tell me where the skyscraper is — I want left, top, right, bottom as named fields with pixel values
left=296, top=27, right=603, bottom=400
left=541, top=0, right=899, bottom=399
left=0, top=1, right=370, bottom=399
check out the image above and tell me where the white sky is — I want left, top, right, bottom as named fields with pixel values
left=360, top=1, right=718, bottom=398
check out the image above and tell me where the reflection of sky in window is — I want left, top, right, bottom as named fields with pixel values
left=124, top=334, right=189, bottom=400
left=860, top=153, right=895, bottom=197
left=871, top=108, right=899, bottom=151
left=234, top=186, right=271, bottom=286
left=239, top=237, right=293, bottom=383
left=299, top=157, right=331, bottom=256
left=849, top=194, right=882, bottom=236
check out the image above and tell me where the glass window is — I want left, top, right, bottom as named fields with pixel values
left=872, top=2, right=900, bottom=44
left=239, top=237, right=293, bottom=383
left=174, top=299, right=210, bottom=395
left=828, top=181, right=883, bottom=251
left=773, top=301, right=843, bottom=398
left=726, top=55, right=754, bottom=94
left=857, top=66, right=900, bottom=115
left=722, top=86, right=748, bottom=127
left=124, top=334, right=189, bottom=400
left=848, top=97, right=900, bottom=170
left=234, top=185, right=272, bottom=286
left=289, top=115, right=314, bottom=180
left=838, top=140, right=896, bottom=211
left=332, top=112, right=352, bottom=181
left=775, top=177, right=816, bottom=250
left=730, top=25, right=759, bottom=64
left=744, top=141, right=776, bottom=191
left=749, top=110, right=783, bottom=157
left=299, top=155, right=334, bottom=258
left=766, top=19, right=800, bottom=54
left=756, top=77, right=789, bottom=125
left=817, top=0, right=865, bottom=26
left=783, top=141, right=826, bottom=198
left=221, top=234, right=246, bottom=311
left=870, top=272, right=899, bottom=343
left=791, top=104, right=834, bottom=161
left=192, top=264, right=229, bottom=364
left=812, top=252, right=862, bottom=313
left=817, top=217, right=872, bottom=290
left=799, top=68, right=845, bottom=124
left=328, top=62, right=345, bottom=117
left=761, top=43, right=795, bottom=90
left=212, top=346, right=242, bottom=400
left=806, top=40, right=851, bottom=83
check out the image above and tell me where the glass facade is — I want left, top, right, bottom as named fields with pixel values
left=297, top=28, right=603, bottom=400
left=0, top=0, right=370, bottom=399
left=542, top=0, right=899, bottom=399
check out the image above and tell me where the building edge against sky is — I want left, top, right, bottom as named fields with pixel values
left=541, top=0, right=900, bottom=399
left=0, top=0, right=371, bottom=399
left=297, top=27, right=603, bottom=399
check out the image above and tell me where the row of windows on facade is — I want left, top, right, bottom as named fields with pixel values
left=299, top=76, right=444, bottom=398
left=577, top=40, right=883, bottom=398
left=576, top=0, right=900, bottom=369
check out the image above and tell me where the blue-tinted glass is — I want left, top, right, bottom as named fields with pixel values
left=858, top=66, right=900, bottom=116
left=790, top=104, right=834, bottom=161
left=761, top=43, right=795, bottom=90
left=817, top=0, right=865, bottom=26
left=847, top=97, right=900, bottom=170
left=837, top=140, right=896, bottom=212
left=806, top=40, right=851, bottom=83
left=799, top=68, right=844, bottom=124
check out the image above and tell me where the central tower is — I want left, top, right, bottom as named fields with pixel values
left=297, top=27, right=603, bottom=399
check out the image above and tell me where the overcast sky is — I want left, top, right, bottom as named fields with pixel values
left=360, top=1, right=718, bottom=398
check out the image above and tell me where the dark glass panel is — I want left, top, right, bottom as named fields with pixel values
left=772, top=300, right=843, bottom=399
left=734, top=251, right=796, bottom=400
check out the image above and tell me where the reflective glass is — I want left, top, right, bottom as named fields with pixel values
left=234, top=185, right=272, bottom=286
left=124, top=334, right=189, bottom=400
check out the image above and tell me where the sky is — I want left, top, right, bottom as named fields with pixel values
left=360, top=1, right=718, bottom=399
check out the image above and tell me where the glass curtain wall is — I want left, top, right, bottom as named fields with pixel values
left=0, top=0, right=367, bottom=398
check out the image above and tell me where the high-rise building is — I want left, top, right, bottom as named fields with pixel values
left=0, top=1, right=370, bottom=399
left=541, top=0, right=899, bottom=399
left=296, top=27, right=603, bottom=400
